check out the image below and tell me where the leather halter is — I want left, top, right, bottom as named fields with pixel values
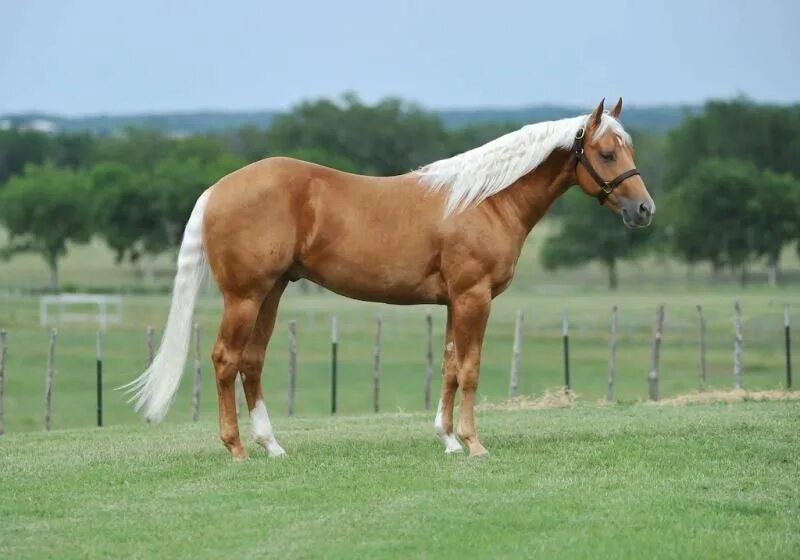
left=572, top=127, right=641, bottom=205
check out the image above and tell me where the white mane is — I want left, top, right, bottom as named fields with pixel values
left=414, top=113, right=631, bottom=216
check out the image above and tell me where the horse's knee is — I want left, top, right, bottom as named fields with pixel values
left=211, top=343, right=239, bottom=384
left=458, top=369, right=479, bottom=392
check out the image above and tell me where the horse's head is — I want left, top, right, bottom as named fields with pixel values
left=573, top=98, right=655, bottom=228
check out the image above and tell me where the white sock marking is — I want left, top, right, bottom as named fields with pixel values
left=250, top=400, right=286, bottom=457
left=434, top=399, right=463, bottom=454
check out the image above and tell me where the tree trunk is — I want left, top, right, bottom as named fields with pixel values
left=711, top=261, right=723, bottom=283
left=607, top=260, right=618, bottom=291
left=141, top=253, right=156, bottom=286
left=767, top=254, right=780, bottom=288
left=738, top=264, right=748, bottom=288
left=47, top=254, right=59, bottom=292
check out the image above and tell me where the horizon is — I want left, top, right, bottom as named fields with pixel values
left=2, top=1, right=799, bottom=115
left=2, top=97, right=712, bottom=119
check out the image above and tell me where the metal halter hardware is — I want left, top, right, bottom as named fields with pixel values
left=572, top=127, right=641, bottom=205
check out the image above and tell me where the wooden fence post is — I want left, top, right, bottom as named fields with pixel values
left=648, top=305, right=664, bottom=401
left=0, top=329, right=6, bottom=436
left=191, top=323, right=201, bottom=422
left=373, top=314, right=382, bottom=413
left=146, top=326, right=155, bottom=367
left=606, top=305, right=618, bottom=403
left=331, top=315, right=338, bottom=415
left=696, top=304, right=707, bottom=391
left=733, top=300, right=743, bottom=389
left=96, top=332, right=103, bottom=427
left=287, top=320, right=297, bottom=416
left=508, top=310, right=523, bottom=399
left=785, top=304, right=792, bottom=390
left=44, top=328, right=57, bottom=432
left=424, top=311, right=433, bottom=411
left=562, top=310, right=571, bottom=391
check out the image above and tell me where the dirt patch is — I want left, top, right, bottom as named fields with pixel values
left=651, top=389, right=800, bottom=406
left=477, top=387, right=577, bottom=412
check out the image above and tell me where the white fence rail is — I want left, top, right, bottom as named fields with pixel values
left=40, top=294, right=123, bottom=330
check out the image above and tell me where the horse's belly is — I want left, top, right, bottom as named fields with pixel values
left=295, top=248, right=445, bottom=305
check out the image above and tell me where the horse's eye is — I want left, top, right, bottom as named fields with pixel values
left=600, top=151, right=615, bottom=162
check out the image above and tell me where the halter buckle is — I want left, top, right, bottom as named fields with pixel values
left=575, top=128, right=585, bottom=140
left=599, top=182, right=613, bottom=194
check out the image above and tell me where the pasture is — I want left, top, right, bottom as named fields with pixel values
left=1, top=401, right=799, bottom=559
left=0, top=224, right=798, bottom=433
left=0, top=288, right=797, bottom=433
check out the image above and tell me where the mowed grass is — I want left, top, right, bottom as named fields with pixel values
left=0, top=288, right=798, bottom=433
left=1, top=401, right=799, bottom=559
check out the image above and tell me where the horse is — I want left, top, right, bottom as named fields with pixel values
left=125, top=98, right=655, bottom=459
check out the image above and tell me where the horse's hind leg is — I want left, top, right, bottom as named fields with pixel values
left=239, top=278, right=288, bottom=458
left=212, top=293, right=265, bottom=460
left=434, top=307, right=464, bottom=453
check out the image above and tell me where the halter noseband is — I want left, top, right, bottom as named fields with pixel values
left=572, top=127, right=641, bottom=205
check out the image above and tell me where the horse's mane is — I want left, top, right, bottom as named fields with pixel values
left=414, top=113, right=631, bottom=216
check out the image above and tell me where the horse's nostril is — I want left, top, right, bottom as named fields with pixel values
left=638, top=201, right=651, bottom=217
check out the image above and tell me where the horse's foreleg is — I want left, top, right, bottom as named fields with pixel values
left=451, top=288, right=491, bottom=458
left=434, top=307, right=463, bottom=453
left=211, top=295, right=263, bottom=460
left=240, top=279, right=288, bottom=458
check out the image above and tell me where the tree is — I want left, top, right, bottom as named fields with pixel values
left=0, top=164, right=92, bottom=290
left=265, top=93, right=450, bottom=175
left=667, top=99, right=800, bottom=186
left=749, top=170, right=800, bottom=286
left=666, top=159, right=761, bottom=285
left=153, top=153, right=246, bottom=246
left=541, top=189, right=652, bottom=290
left=0, top=128, right=52, bottom=185
left=90, top=128, right=173, bottom=175
left=89, top=162, right=170, bottom=283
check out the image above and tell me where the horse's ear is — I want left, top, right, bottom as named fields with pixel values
left=610, top=97, right=623, bottom=119
left=590, top=98, right=605, bottom=127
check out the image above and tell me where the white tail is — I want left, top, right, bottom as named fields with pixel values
left=122, top=188, right=211, bottom=422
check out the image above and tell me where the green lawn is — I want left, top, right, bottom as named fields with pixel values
left=1, top=401, right=798, bottom=559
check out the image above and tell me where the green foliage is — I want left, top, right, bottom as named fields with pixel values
left=265, top=92, right=450, bottom=175
left=0, top=128, right=52, bottom=184
left=89, top=162, right=169, bottom=263
left=667, top=98, right=800, bottom=185
left=0, top=163, right=91, bottom=289
left=222, top=125, right=271, bottom=162
left=749, top=170, right=800, bottom=264
left=541, top=189, right=653, bottom=289
left=667, top=159, right=759, bottom=267
left=90, top=127, right=172, bottom=174
left=667, top=159, right=800, bottom=275
left=153, top=152, right=246, bottom=244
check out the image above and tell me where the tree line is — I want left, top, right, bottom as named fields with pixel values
left=0, top=94, right=798, bottom=291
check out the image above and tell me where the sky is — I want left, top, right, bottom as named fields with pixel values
left=1, top=0, right=798, bottom=115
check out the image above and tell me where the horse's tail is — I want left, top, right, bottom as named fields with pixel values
left=122, top=188, right=212, bottom=422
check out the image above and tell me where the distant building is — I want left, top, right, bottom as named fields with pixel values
left=21, top=119, right=58, bottom=133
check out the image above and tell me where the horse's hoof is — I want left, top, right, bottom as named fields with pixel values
left=469, top=445, right=489, bottom=458
left=267, top=444, right=287, bottom=458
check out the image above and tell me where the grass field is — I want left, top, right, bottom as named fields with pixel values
left=1, top=400, right=799, bottom=559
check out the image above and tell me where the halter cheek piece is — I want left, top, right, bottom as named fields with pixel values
left=572, top=127, right=641, bottom=205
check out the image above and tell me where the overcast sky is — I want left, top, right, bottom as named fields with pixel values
left=1, top=0, right=798, bottom=115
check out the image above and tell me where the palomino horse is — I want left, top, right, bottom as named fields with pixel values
left=127, top=98, right=654, bottom=459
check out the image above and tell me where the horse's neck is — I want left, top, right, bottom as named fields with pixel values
left=490, top=149, right=574, bottom=234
